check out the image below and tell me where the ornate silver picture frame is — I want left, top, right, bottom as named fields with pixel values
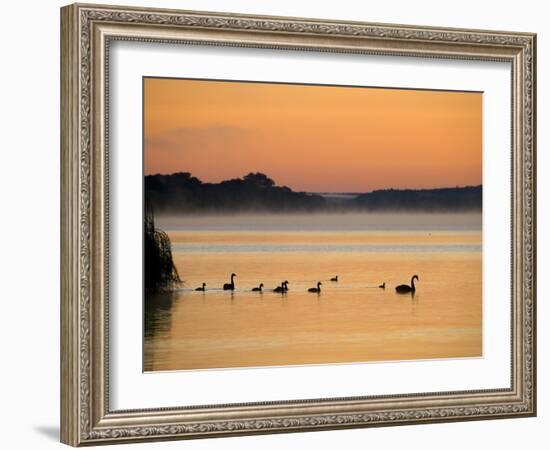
left=61, top=3, right=536, bottom=446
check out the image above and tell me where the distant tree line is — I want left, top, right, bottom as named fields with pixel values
left=145, top=171, right=482, bottom=213
left=352, top=185, right=482, bottom=212
left=145, top=172, right=326, bottom=213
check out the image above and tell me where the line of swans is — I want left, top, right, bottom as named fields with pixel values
left=195, top=274, right=419, bottom=295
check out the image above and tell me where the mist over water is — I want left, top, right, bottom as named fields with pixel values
left=145, top=212, right=482, bottom=371
left=156, top=211, right=482, bottom=232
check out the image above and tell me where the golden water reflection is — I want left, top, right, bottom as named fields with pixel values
left=144, top=226, right=482, bottom=371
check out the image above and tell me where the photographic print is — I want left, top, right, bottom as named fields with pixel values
left=143, top=77, right=482, bottom=372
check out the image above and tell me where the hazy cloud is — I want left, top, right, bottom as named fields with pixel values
left=145, top=125, right=246, bottom=151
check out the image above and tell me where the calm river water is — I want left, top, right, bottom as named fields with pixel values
left=144, top=213, right=482, bottom=371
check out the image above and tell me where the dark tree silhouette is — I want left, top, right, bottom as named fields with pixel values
left=144, top=171, right=482, bottom=213
left=145, top=171, right=326, bottom=213
left=352, top=185, right=482, bottom=211
left=144, top=199, right=181, bottom=292
left=243, top=172, right=275, bottom=188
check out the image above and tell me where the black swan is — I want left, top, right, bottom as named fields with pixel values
left=330, top=275, right=338, bottom=282
left=379, top=282, right=386, bottom=289
left=223, top=273, right=237, bottom=291
left=273, top=282, right=286, bottom=293
left=195, top=282, right=206, bottom=291
left=252, top=283, right=264, bottom=292
left=308, top=282, right=322, bottom=293
left=395, top=275, right=418, bottom=294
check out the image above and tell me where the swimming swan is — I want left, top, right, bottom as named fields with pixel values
left=223, top=273, right=237, bottom=291
left=395, top=275, right=419, bottom=294
left=308, top=282, right=322, bottom=293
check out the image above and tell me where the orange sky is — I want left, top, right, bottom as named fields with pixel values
left=144, top=78, right=482, bottom=193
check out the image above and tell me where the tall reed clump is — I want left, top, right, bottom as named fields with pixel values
left=144, top=200, right=182, bottom=292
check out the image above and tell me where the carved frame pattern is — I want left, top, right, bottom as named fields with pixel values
left=61, top=3, right=536, bottom=446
